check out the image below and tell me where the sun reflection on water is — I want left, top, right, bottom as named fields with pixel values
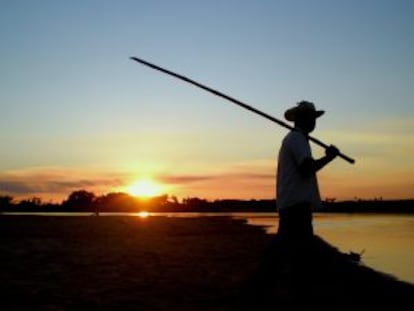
left=136, top=211, right=150, bottom=218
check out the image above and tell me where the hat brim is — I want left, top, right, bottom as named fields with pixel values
left=315, top=110, right=325, bottom=118
left=285, top=109, right=325, bottom=121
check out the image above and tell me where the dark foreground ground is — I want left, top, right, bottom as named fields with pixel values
left=0, top=216, right=413, bottom=310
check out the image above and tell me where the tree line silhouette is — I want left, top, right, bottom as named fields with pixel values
left=0, top=190, right=413, bottom=213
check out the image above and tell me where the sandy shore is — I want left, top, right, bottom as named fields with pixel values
left=1, top=215, right=413, bottom=310
left=0, top=216, right=270, bottom=311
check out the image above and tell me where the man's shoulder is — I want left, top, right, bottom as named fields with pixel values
left=284, top=130, right=307, bottom=144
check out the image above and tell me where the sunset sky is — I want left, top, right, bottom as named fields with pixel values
left=1, top=0, right=413, bottom=202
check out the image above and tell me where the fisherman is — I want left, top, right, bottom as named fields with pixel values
left=276, top=101, right=339, bottom=240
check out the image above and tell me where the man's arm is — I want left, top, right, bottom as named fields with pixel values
left=298, top=145, right=339, bottom=177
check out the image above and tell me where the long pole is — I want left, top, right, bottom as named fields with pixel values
left=130, top=56, right=355, bottom=164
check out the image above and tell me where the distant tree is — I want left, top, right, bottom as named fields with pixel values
left=170, top=195, right=179, bottom=204
left=95, top=192, right=138, bottom=212
left=182, top=197, right=209, bottom=209
left=17, top=197, right=43, bottom=210
left=148, top=194, right=169, bottom=207
left=0, top=195, right=13, bottom=211
left=63, top=190, right=96, bottom=210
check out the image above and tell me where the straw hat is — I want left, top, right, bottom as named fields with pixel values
left=284, top=101, right=325, bottom=121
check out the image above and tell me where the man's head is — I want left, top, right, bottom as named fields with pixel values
left=284, top=101, right=324, bottom=133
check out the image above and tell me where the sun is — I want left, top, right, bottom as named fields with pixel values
left=126, top=179, right=163, bottom=198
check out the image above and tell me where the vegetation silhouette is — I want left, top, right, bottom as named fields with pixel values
left=1, top=191, right=413, bottom=213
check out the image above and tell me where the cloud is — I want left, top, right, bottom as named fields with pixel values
left=0, top=178, right=122, bottom=195
left=0, top=167, right=125, bottom=200
left=158, top=172, right=274, bottom=185
left=0, top=164, right=277, bottom=201
left=225, top=172, right=274, bottom=180
left=159, top=175, right=216, bottom=184
left=0, top=181, right=35, bottom=194
left=154, top=170, right=276, bottom=200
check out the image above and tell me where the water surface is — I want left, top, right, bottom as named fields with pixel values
left=240, top=213, right=414, bottom=284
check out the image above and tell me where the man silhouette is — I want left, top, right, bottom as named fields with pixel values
left=276, top=101, right=339, bottom=240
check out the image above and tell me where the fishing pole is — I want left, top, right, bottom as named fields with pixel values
left=130, top=56, right=355, bottom=164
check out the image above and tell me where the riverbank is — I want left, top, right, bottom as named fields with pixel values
left=0, top=216, right=270, bottom=311
left=0, top=216, right=413, bottom=310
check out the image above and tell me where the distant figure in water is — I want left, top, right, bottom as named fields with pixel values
left=276, top=101, right=339, bottom=240
left=94, top=205, right=99, bottom=216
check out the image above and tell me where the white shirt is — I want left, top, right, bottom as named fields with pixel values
left=276, top=129, right=322, bottom=211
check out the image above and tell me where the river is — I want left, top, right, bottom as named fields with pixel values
left=239, top=212, right=414, bottom=284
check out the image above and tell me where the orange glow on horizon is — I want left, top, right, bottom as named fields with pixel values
left=125, top=178, right=164, bottom=199
left=137, top=211, right=150, bottom=218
